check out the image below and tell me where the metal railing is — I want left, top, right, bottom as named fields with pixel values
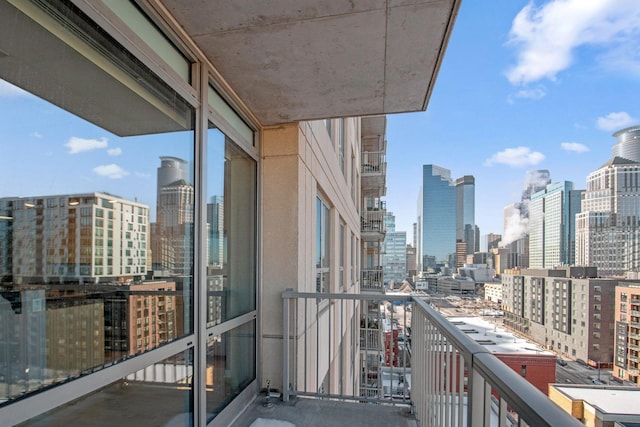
left=361, top=151, right=386, bottom=175
left=282, top=291, right=411, bottom=405
left=282, top=291, right=582, bottom=427
left=361, top=210, right=386, bottom=234
left=361, top=268, right=384, bottom=292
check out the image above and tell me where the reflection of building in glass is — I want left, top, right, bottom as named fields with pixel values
left=0, top=288, right=47, bottom=395
left=152, top=157, right=194, bottom=276
left=0, top=193, right=149, bottom=284
left=207, top=196, right=225, bottom=267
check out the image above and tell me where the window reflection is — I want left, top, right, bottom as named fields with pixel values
left=21, top=349, right=194, bottom=426
left=206, top=127, right=256, bottom=327
left=0, top=53, right=194, bottom=402
left=206, top=321, right=255, bottom=421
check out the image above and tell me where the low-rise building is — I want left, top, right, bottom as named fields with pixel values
left=549, top=385, right=640, bottom=427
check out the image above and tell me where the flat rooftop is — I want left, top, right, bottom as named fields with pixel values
left=447, top=316, right=555, bottom=356
left=552, top=385, right=640, bottom=416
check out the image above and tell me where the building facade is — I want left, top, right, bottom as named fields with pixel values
left=502, top=267, right=617, bottom=365
left=528, top=181, right=582, bottom=269
left=0, top=193, right=149, bottom=284
left=417, top=165, right=456, bottom=271
left=613, top=283, right=640, bottom=385
left=382, top=212, right=407, bottom=284
left=456, top=175, right=476, bottom=255
left=577, top=126, right=640, bottom=277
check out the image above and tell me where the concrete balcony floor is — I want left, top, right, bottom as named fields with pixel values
left=231, top=396, right=416, bottom=427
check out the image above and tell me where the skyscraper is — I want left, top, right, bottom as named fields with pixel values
left=382, top=212, right=407, bottom=283
left=416, top=165, right=456, bottom=271
left=456, top=175, right=476, bottom=255
left=152, top=157, right=194, bottom=275
left=576, top=126, right=640, bottom=277
left=528, top=181, right=582, bottom=269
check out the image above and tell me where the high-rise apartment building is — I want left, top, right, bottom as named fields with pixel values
left=0, top=193, right=149, bottom=284
left=382, top=212, right=407, bottom=284
left=528, top=181, right=583, bottom=269
left=614, top=283, right=640, bottom=385
left=576, top=126, right=640, bottom=277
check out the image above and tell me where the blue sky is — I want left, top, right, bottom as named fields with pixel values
left=2, top=0, right=640, bottom=242
left=385, top=0, right=640, bottom=242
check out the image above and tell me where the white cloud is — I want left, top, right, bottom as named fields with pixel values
left=484, top=146, right=545, bottom=167
left=506, top=0, right=640, bottom=85
left=596, top=111, right=636, bottom=131
left=30, top=132, right=43, bottom=139
left=65, top=137, right=108, bottom=154
left=107, top=147, right=122, bottom=156
left=507, top=86, right=547, bottom=103
left=561, top=141, right=589, bottom=153
left=93, top=164, right=129, bottom=179
left=0, top=80, right=28, bottom=97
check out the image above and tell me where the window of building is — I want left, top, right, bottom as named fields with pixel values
left=316, top=196, right=331, bottom=292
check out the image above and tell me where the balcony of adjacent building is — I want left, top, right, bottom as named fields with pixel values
left=231, top=291, right=582, bottom=427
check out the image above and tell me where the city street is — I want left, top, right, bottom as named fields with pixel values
left=555, top=360, right=610, bottom=385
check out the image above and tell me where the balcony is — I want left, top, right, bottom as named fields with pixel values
left=261, top=291, right=583, bottom=427
left=361, top=151, right=387, bottom=194
left=361, top=210, right=386, bottom=241
left=361, top=268, right=384, bottom=292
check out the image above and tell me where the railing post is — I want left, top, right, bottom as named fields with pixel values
left=283, top=291, right=291, bottom=402
left=469, top=367, right=485, bottom=427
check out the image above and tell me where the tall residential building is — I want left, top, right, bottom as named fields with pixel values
left=416, top=165, right=456, bottom=271
left=528, top=181, right=583, bottom=269
left=576, top=126, right=640, bottom=277
left=0, top=193, right=149, bottom=284
left=456, top=175, right=476, bottom=254
left=614, top=283, right=640, bottom=385
left=382, top=212, right=407, bottom=284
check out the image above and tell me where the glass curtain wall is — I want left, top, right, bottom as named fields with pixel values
left=0, top=1, right=257, bottom=425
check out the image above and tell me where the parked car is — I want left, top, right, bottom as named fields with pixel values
left=557, top=358, right=567, bottom=366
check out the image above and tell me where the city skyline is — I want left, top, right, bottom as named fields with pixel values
left=1, top=1, right=639, bottom=245
left=385, top=0, right=640, bottom=239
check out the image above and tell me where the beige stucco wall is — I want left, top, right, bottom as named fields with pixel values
left=260, top=119, right=362, bottom=393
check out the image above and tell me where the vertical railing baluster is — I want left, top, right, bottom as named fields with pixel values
left=283, top=295, right=290, bottom=402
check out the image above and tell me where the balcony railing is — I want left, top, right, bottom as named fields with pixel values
left=361, top=151, right=386, bottom=194
left=361, top=268, right=384, bottom=292
left=281, top=291, right=582, bottom=427
left=361, top=151, right=386, bottom=175
left=361, top=210, right=385, bottom=237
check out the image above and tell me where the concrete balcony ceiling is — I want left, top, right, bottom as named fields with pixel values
left=161, top=0, right=461, bottom=125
